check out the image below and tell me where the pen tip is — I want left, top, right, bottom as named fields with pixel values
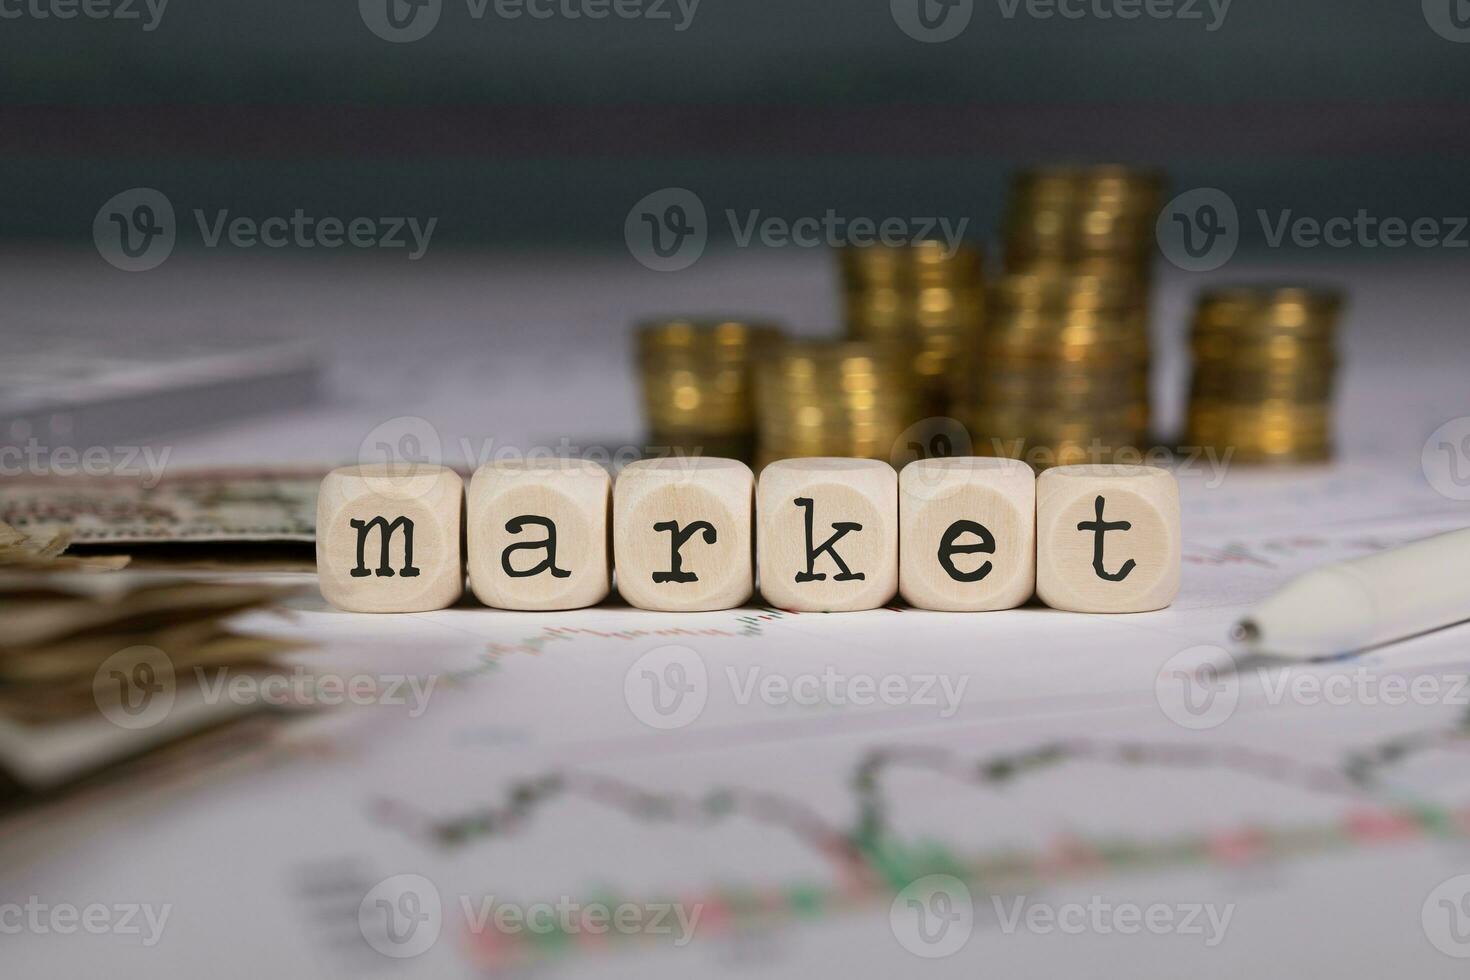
left=1230, top=620, right=1260, bottom=646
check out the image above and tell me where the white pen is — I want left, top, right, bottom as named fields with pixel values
left=1231, top=525, right=1470, bottom=660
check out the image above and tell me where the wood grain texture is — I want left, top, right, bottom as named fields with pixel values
left=1036, top=464, right=1180, bottom=613
left=899, top=457, right=1036, bottom=612
left=467, top=459, right=611, bottom=611
left=613, top=457, right=754, bottom=612
left=757, top=458, right=897, bottom=612
left=316, top=464, right=464, bottom=613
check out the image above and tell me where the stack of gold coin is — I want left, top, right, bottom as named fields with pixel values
left=1186, top=286, right=1343, bottom=464
left=838, top=240, right=984, bottom=417
left=636, top=318, right=783, bottom=461
left=754, top=340, right=918, bottom=467
left=1003, top=166, right=1165, bottom=274
left=957, top=271, right=1152, bottom=467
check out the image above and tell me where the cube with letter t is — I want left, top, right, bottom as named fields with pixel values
left=1036, top=464, right=1180, bottom=613
left=614, top=457, right=754, bottom=612
left=467, top=458, right=611, bottom=610
left=316, top=464, right=464, bottom=612
left=757, top=458, right=898, bottom=612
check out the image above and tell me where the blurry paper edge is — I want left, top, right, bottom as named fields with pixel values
left=0, top=469, right=323, bottom=545
left=0, top=689, right=278, bottom=793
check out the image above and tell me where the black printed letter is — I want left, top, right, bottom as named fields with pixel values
left=938, top=520, right=995, bottom=583
left=350, top=516, right=420, bottom=578
left=652, top=520, right=716, bottom=583
left=793, top=497, right=864, bottom=583
left=1076, top=495, right=1136, bottom=582
left=501, top=515, right=570, bottom=579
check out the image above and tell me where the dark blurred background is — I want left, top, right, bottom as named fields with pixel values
left=3, top=0, right=1468, bottom=251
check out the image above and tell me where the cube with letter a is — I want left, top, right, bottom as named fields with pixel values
left=1036, top=464, right=1180, bottom=613
left=316, top=464, right=464, bottom=612
left=757, top=458, right=897, bottom=612
left=468, top=458, right=611, bottom=611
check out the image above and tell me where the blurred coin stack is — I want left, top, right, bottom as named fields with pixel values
left=838, top=240, right=985, bottom=417
left=959, top=272, right=1151, bottom=466
left=1186, top=286, right=1343, bottom=464
left=1002, top=165, right=1164, bottom=278
left=754, top=341, right=917, bottom=467
left=964, top=166, right=1163, bottom=467
left=636, top=318, right=782, bottom=462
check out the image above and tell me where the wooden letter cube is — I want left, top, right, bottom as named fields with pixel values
left=316, top=464, right=464, bottom=612
left=757, top=458, right=897, bottom=612
left=467, top=459, right=611, bottom=610
left=1036, top=464, right=1180, bottom=613
left=614, top=457, right=754, bottom=611
left=899, top=457, right=1036, bottom=611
